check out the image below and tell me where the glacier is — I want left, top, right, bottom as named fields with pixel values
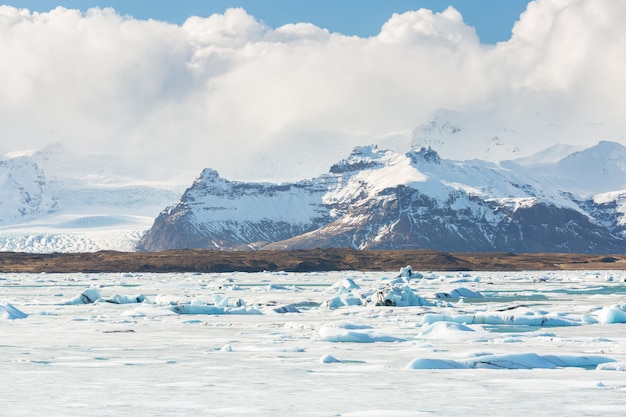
left=0, top=144, right=182, bottom=253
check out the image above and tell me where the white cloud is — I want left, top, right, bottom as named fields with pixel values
left=0, top=1, right=625, bottom=183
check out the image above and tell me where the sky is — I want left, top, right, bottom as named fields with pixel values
left=4, top=1, right=530, bottom=43
left=1, top=0, right=625, bottom=183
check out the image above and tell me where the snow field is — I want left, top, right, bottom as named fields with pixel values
left=2, top=269, right=626, bottom=416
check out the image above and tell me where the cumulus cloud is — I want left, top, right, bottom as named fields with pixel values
left=0, top=0, right=625, bottom=182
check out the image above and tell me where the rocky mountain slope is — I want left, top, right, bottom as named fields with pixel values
left=137, top=141, right=626, bottom=253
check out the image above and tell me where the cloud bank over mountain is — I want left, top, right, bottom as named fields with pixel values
left=0, top=0, right=624, bottom=181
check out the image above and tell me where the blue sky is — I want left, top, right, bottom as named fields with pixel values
left=6, top=0, right=530, bottom=43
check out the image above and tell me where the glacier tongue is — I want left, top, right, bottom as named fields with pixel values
left=0, top=145, right=182, bottom=253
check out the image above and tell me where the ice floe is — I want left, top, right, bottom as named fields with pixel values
left=100, top=294, right=148, bottom=304
left=61, top=288, right=147, bottom=305
left=323, top=281, right=433, bottom=309
left=4, top=269, right=626, bottom=416
left=421, top=309, right=580, bottom=327
left=597, top=361, right=626, bottom=371
left=365, top=284, right=431, bottom=307
left=407, top=353, right=615, bottom=370
left=62, top=287, right=102, bottom=304
left=417, top=321, right=491, bottom=340
left=596, top=304, right=626, bottom=324
left=0, top=302, right=27, bottom=320
left=434, top=287, right=483, bottom=299
left=319, top=321, right=404, bottom=343
left=320, top=354, right=341, bottom=363
left=164, top=294, right=260, bottom=315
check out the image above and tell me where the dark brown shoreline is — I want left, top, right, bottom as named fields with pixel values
left=1, top=248, right=625, bottom=273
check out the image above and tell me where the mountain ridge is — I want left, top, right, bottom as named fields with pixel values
left=137, top=141, right=626, bottom=254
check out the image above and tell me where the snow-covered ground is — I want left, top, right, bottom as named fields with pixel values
left=2, top=269, right=626, bottom=416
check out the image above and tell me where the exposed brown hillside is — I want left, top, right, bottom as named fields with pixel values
left=1, top=249, right=625, bottom=273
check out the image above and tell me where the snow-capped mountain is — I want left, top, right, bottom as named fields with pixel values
left=0, top=144, right=182, bottom=253
left=137, top=141, right=626, bottom=253
left=410, top=108, right=610, bottom=163
left=0, top=153, right=57, bottom=224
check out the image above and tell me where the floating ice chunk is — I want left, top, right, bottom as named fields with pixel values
left=153, top=294, right=188, bottom=306
left=418, top=321, right=486, bottom=340
left=0, top=302, right=28, bottom=320
left=597, top=305, right=626, bottom=324
left=421, top=310, right=580, bottom=327
left=405, top=358, right=468, bottom=369
left=407, top=353, right=616, bottom=370
left=397, top=265, right=422, bottom=279
left=217, top=344, right=304, bottom=353
left=421, top=313, right=475, bottom=325
left=366, top=284, right=431, bottom=307
left=463, top=353, right=614, bottom=369
left=101, top=294, right=147, bottom=304
left=329, top=278, right=360, bottom=294
left=597, top=361, right=626, bottom=371
left=271, top=304, right=301, bottom=314
left=324, top=321, right=373, bottom=330
left=167, top=302, right=261, bottom=315
left=323, top=293, right=363, bottom=309
left=63, top=287, right=102, bottom=304
left=462, top=353, right=558, bottom=369
left=213, top=294, right=244, bottom=308
left=121, top=305, right=176, bottom=317
left=541, top=354, right=614, bottom=368
left=167, top=304, right=221, bottom=314
left=320, top=354, right=341, bottom=363
left=480, top=313, right=578, bottom=327
left=267, top=283, right=289, bottom=290
left=398, top=265, right=412, bottom=277
left=319, top=328, right=402, bottom=343
left=319, top=324, right=403, bottom=343
left=581, top=314, right=599, bottom=324
left=434, top=287, right=483, bottom=299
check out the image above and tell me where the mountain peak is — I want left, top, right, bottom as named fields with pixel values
left=329, top=145, right=391, bottom=174
left=562, top=140, right=626, bottom=165
left=577, top=140, right=626, bottom=156
left=197, top=168, right=222, bottom=183
left=406, top=146, right=441, bottom=165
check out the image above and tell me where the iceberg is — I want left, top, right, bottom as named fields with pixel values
left=0, top=302, right=28, bottom=320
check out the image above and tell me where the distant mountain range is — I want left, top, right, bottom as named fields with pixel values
left=3, top=118, right=626, bottom=254
left=137, top=140, right=626, bottom=254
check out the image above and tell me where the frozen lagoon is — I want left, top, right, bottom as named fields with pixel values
left=2, top=269, right=626, bottom=416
